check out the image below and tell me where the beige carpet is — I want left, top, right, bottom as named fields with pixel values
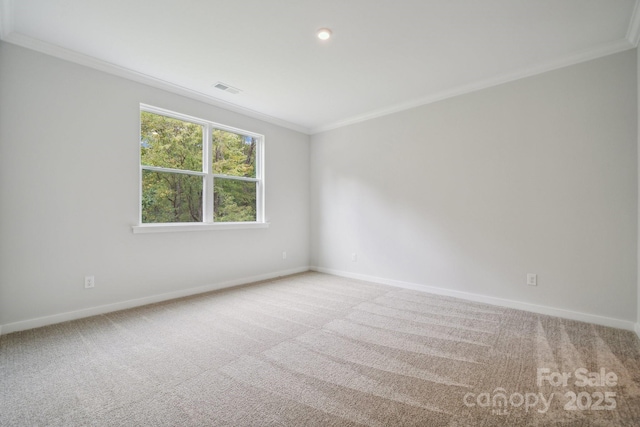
left=1, top=272, right=640, bottom=426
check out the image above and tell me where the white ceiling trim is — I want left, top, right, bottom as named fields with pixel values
left=627, top=0, right=640, bottom=46
left=1, top=0, right=637, bottom=136
left=0, top=31, right=311, bottom=135
left=310, top=38, right=635, bottom=134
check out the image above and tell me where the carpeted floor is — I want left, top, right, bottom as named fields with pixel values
left=1, top=272, right=640, bottom=426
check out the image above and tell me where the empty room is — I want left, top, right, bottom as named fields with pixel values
left=1, top=1, right=640, bottom=426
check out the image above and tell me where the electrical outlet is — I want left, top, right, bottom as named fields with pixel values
left=351, top=253, right=357, bottom=262
left=282, top=251, right=287, bottom=260
left=84, top=276, right=95, bottom=289
left=527, top=273, right=537, bottom=286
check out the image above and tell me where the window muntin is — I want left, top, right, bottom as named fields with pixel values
left=139, top=105, right=264, bottom=225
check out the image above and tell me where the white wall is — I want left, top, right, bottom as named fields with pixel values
left=311, top=50, right=638, bottom=324
left=0, top=40, right=637, bottom=332
left=0, top=42, right=310, bottom=329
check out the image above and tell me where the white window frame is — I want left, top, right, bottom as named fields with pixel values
left=133, top=104, right=267, bottom=233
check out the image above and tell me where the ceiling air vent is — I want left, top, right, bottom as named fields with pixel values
left=213, top=82, right=242, bottom=95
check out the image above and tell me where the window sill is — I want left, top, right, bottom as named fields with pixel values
left=132, top=222, right=269, bottom=234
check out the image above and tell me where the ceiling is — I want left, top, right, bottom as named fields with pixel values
left=1, top=0, right=639, bottom=134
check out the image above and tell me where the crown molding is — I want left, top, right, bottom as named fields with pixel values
left=2, top=0, right=636, bottom=136
left=627, top=0, right=640, bottom=46
left=310, top=38, right=635, bottom=134
left=1, top=31, right=311, bottom=135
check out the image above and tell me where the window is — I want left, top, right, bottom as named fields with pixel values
left=137, top=105, right=264, bottom=230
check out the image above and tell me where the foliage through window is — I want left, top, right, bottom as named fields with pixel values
left=139, top=106, right=263, bottom=225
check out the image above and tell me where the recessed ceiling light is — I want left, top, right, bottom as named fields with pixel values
left=317, top=28, right=332, bottom=40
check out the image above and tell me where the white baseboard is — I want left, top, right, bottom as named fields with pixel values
left=0, top=267, right=310, bottom=335
left=311, top=266, right=637, bottom=332
left=4, top=266, right=637, bottom=337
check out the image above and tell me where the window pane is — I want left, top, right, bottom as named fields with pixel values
left=141, top=111, right=203, bottom=171
left=214, top=178, right=257, bottom=222
left=142, top=170, right=203, bottom=223
left=212, top=129, right=256, bottom=178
